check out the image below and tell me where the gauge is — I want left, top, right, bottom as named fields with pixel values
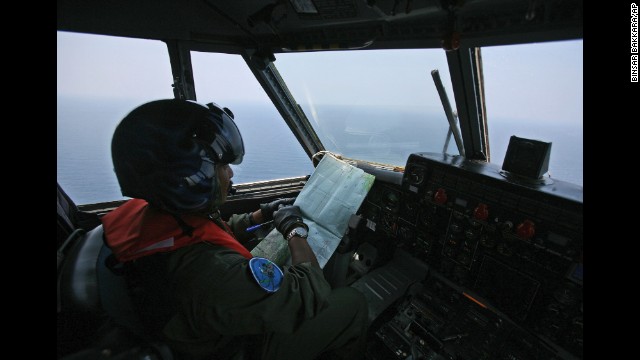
left=383, top=190, right=400, bottom=213
left=407, top=166, right=424, bottom=185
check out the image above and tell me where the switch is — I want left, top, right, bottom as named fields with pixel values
left=434, top=188, right=447, bottom=204
left=517, top=219, right=535, bottom=239
left=473, top=203, right=489, bottom=221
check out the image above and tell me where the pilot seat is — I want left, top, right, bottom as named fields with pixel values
left=57, top=224, right=174, bottom=359
left=57, top=221, right=257, bottom=360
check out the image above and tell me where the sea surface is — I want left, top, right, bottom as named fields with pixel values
left=57, top=97, right=583, bottom=205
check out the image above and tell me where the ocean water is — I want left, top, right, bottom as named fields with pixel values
left=57, top=97, right=315, bottom=205
left=57, top=97, right=582, bottom=205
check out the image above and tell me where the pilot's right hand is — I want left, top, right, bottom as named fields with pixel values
left=273, top=205, right=306, bottom=237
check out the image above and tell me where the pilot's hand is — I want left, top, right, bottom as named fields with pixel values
left=260, top=197, right=296, bottom=221
left=273, top=205, right=306, bottom=237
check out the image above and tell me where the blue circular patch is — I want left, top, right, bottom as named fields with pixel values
left=248, top=257, right=283, bottom=293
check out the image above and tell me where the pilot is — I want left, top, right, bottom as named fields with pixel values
left=101, top=99, right=368, bottom=360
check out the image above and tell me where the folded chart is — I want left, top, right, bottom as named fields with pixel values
left=251, top=154, right=375, bottom=268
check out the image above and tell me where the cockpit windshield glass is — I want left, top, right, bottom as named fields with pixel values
left=482, top=40, right=583, bottom=186
left=275, top=49, right=459, bottom=167
left=190, top=52, right=314, bottom=184
left=57, top=31, right=174, bottom=205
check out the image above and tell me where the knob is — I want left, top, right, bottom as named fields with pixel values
left=480, top=234, right=495, bottom=248
left=517, top=219, right=536, bottom=239
left=457, top=252, right=471, bottom=265
left=465, top=229, right=477, bottom=239
left=547, top=302, right=561, bottom=316
left=473, top=203, right=489, bottom=221
left=553, top=282, right=578, bottom=306
left=434, top=188, right=447, bottom=204
left=425, top=190, right=433, bottom=201
left=496, top=243, right=512, bottom=256
left=501, top=221, right=513, bottom=233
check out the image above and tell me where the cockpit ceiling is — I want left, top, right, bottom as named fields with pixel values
left=58, top=0, right=582, bottom=53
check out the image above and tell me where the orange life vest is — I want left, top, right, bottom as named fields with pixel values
left=102, top=199, right=253, bottom=262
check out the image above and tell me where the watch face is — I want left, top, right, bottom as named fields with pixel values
left=295, top=227, right=308, bottom=237
left=288, top=226, right=308, bottom=240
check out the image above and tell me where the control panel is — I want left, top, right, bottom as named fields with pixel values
left=358, top=153, right=583, bottom=359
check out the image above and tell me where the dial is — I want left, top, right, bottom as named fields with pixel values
left=407, top=166, right=424, bottom=185
left=383, top=190, right=400, bottom=213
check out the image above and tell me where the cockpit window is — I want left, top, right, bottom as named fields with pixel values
left=189, top=52, right=314, bottom=183
left=482, top=40, right=583, bottom=186
left=57, top=31, right=173, bottom=205
left=275, top=49, right=459, bottom=167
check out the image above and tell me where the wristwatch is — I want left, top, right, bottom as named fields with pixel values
left=286, top=226, right=308, bottom=241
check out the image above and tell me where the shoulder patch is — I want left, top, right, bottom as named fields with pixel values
left=248, top=257, right=283, bottom=293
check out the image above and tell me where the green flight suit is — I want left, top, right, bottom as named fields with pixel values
left=131, top=213, right=369, bottom=360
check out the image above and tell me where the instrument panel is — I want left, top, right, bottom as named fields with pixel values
left=358, top=153, right=583, bottom=359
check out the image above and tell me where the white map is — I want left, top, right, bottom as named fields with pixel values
left=251, top=154, right=375, bottom=268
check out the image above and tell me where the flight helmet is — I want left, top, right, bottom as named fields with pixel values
left=111, top=99, right=244, bottom=214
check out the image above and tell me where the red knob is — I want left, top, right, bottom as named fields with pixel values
left=517, top=220, right=535, bottom=239
left=434, top=188, right=447, bottom=204
left=474, top=203, right=489, bottom=221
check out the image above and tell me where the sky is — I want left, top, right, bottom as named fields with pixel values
left=482, top=40, right=583, bottom=124
left=57, top=31, right=583, bottom=126
left=56, top=31, right=268, bottom=103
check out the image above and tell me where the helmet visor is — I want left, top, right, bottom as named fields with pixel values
left=205, top=103, right=245, bottom=165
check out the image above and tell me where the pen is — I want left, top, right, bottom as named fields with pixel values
left=246, top=220, right=274, bottom=232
